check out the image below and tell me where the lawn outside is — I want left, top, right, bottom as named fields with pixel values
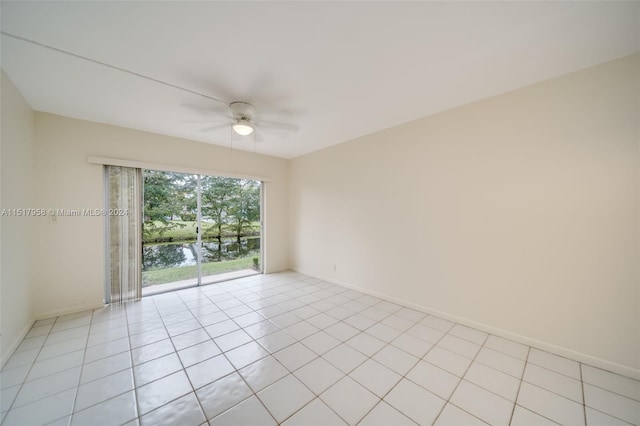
left=142, top=256, right=258, bottom=286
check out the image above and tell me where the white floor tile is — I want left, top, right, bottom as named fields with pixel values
left=322, top=344, right=367, bottom=374
left=85, top=337, right=131, bottom=364
left=196, top=372, right=253, bottom=420
left=282, top=398, right=346, bottom=426
left=450, top=380, right=513, bottom=425
left=45, top=326, right=89, bottom=346
left=71, top=390, right=137, bottom=426
left=213, top=330, right=252, bottom=352
left=585, top=407, right=634, bottom=426
left=475, top=347, right=525, bottom=378
left=395, top=308, right=425, bottom=322
left=423, top=346, right=472, bottom=377
left=325, top=322, right=360, bottom=342
left=75, top=368, right=134, bottom=412
left=225, top=341, right=269, bottom=369
left=391, top=334, right=434, bottom=358
left=0, top=385, right=19, bottom=414
left=435, top=403, right=488, bottom=426
left=301, top=331, right=341, bottom=355
left=178, top=340, right=222, bottom=367
left=80, top=351, right=132, bottom=384
left=256, top=330, right=297, bottom=354
left=344, top=314, right=377, bottom=331
left=37, top=339, right=86, bottom=362
left=233, top=312, right=266, bottom=328
left=14, top=367, right=81, bottom=408
left=294, top=357, right=344, bottom=395
left=0, top=366, right=30, bottom=390
left=14, top=335, right=46, bottom=354
left=528, top=349, right=581, bottom=380
left=321, top=376, right=379, bottom=425
left=438, top=334, right=481, bottom=359
left=204, top=319, right=239, bottom=338
left=365, top=323, right=402, bottom=343
left=350, top=359, right=401, bottom=398
left=384, top=378, right=445, bottom=425
left=406, top=324, right=445, bottom=344
left=510, top=405, right=558, bottom=426
left=211, top=395, right=276, bottom=426
left=360, top=401, right=416, bottom=426
left=517, top=382, right=585, bottom=425
left=140, top=392, right=206, bottom=426
left=380, top=315, right=415, bottom=332
left=306, top=313, right=339, bottom=330
left=583, top=383, right=640, bottom=425
left=284, top=321, right=319, bottom=341
left=25, top=324, right=53, bottom=339
left=484, top=335, right=529, bottom=360
left=133, top=352, right=183, bottom=386
left=582, top=365, right=640, bottom=402
left=524, top=362, right=583, bottom=403
left=420, top=316, right=454, bottom=332
left=186, top=353, right=235, bottom=390
left=448, top=324, right=488, bottom=345
left=406, top=360, right=460, bottom=400
left=129, top=327, right=168, bottom=349
left=464, top=362, right=521, bottom=402
left=238, top=356, right=289, bottom=392
left=170, top=328, right=211, bottom=351
left=244, top=320, right=280, bottom=340
left=273, top=342, right=317, bottom=371
left=136, top=370, right=192, bottom=415
left=87, top=327, right=129, bottom=347
left=372, top=344, right=419, bottom=375
left=346, top=333, right=385, bottom=357
left=257, top=374, right=315, bottom=423
left=27, top=350, right=84, bottom=381
left=2, top=388, right=75, bottom=426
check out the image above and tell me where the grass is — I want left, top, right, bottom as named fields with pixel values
left=142, top=256, right=258, bottom=286
left=143, top=220, right=259, bottom=243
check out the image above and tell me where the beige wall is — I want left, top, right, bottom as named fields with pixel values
left=32, top=113, right=289, bottom=318
left=1, top=71, right=35, bottom=365
left=290, top=54, right=640, bottom=373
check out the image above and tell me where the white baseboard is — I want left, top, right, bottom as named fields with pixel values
left=1, top=317, right=36, bottom=369
left=292, top=268, right=640, bottom=381
left=35, top=303, right=105, bottom=321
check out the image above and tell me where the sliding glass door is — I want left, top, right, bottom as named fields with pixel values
left=141, top=170, right=261, bottom=295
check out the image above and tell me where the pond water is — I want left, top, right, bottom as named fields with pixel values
left=143, top=237, right=260, bottom=270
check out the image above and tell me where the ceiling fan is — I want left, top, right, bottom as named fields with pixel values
left=191, top=100, right=300, bottom=138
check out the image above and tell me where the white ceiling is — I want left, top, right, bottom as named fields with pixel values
left=1, top=2, right=638, bottom=159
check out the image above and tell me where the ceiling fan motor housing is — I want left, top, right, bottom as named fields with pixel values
left=230, top=102, right=256, bottom=121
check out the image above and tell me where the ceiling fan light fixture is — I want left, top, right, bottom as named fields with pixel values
left=232, top=119, right=254, bottom=136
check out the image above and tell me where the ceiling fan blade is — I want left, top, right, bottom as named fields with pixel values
left=181, top=102, right=231, bottom=118
left=255, top=120, right=299, bottom=132
left=199, top=123, right=230, bottom=133
left=184, top=117, right=233, bottom=124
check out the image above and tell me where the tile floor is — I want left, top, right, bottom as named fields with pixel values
left=1, top=271, right=639, bottom=425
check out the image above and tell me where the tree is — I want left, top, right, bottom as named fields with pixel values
left=200, top=176, right=238, bottom=240
left=228, top=180, right=260, bottom=240
left=143, top=170, right=186, bottom=238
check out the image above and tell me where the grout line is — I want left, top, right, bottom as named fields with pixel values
left=580, top=362, right=587, bottom=425
left=430, top=329, right=489, bottom=426
left=509, top=346, right=531, bottom=425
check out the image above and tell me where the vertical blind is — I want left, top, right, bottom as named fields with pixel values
left=106, top=165, right=142, bottom=303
